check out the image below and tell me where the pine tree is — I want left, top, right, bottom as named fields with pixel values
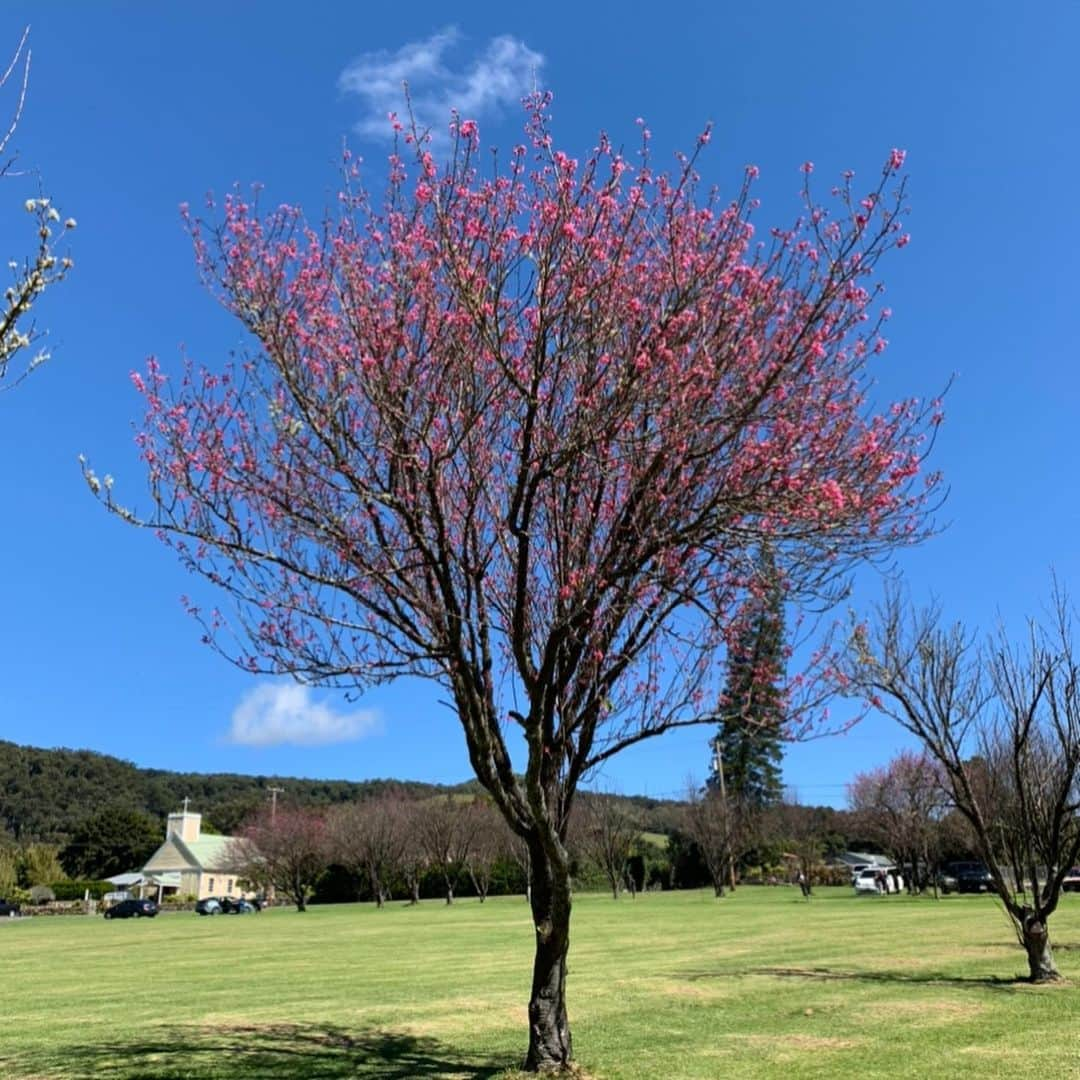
left=709, top=551, right=785, bottom=807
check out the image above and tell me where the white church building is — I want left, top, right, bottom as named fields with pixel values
left=141, top=805, right=250, bottom=901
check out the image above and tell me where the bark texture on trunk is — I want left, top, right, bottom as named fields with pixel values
left=524, top=841, right=573, bottom=1073
left=1022, top=912, right=1059, bottom=982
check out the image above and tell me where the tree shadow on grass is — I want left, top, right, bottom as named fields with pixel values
left=24, top=1023, right=512, bottom=1080
left=681, top=966, right=1029, bottom=992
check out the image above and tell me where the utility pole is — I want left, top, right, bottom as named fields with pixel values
left=711, top=741, right=737, bottom=892
left=268, top=786, right=284, bottom=824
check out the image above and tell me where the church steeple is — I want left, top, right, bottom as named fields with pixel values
left=166, top=803, right=202, bottom=842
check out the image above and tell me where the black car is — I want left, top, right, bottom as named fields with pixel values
left=940, top=862, right=993, bottom=894
left=104, top=898, right=158, bottom=919
left=0, top=898, right=21, bottom=917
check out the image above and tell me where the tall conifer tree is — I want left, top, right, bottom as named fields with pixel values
left=709, top=549, right=785, bottom=807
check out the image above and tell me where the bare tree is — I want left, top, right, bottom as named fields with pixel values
left=236, top=805, right=330, bottom=913
left=465, top=799, right=509, bottom=902
left=682, top=784, right=750, bottom=898
left=329, top=793, right=407, bottom=908
left=843, top=587, right=1080, bottom=981
left=417, top=796, right=475, bottom=905
left=572, top=794, right=641, bottom=900
left=390, top=799, right=426, bottom=905
left=764, top=801, right=829, bottom=895
left=1, top=28, right=75, bottom=392
left=507, top=830, right=532, bottom=904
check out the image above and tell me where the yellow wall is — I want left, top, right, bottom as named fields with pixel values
left=196, top=871, right=250, bottom=900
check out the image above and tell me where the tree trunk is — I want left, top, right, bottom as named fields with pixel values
left=1021, top=911, right=1059, bottom=982
left=524, top=840, right=573, bottom=1073
left=445, top=879, right=454, bottom=905
left=408, top=876, right=420, bottom=905
left=371, top=869, right=384, bottom=909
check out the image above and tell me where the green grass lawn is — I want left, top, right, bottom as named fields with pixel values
left=3, top=887, right=1080, bottom=1079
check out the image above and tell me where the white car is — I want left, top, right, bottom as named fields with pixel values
left=853, top=867, right=903, bottom=894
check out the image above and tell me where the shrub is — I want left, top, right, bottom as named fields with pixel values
left=50, top=879, right=112, bottom=901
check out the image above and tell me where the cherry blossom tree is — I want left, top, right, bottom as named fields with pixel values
left=235, top=805, right=330, bottom=912
left=91, top=97, right=939, bottom=1070
left=1, top=28, right=76, bottom=391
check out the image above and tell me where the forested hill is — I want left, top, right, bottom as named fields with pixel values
left=0, top=741, right=685, bottom=843
left=0, top=740, right=450, bottom=841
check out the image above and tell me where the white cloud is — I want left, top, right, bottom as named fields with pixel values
left=338, top=27, right=544, bottom=144
left=227, top=684, right=381, bottom=747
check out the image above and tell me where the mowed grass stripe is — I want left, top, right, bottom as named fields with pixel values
left=2, top=887, right=1079, bottom=1078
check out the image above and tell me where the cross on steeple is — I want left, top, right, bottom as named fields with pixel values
left=182, top=796, right=190, bottom=814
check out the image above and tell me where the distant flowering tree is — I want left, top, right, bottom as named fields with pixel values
left=90, top=97, right=939, bottom=1070
left=848, top=749, right=947, bottom=892
left=236, top=805, right=330, bottom=913
left=0, top=28, right=76, bottom=391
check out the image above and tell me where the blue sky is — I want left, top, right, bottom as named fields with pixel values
left=0, top=2, right=1076, bottom=807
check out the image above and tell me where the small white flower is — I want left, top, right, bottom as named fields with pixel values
left=47, top=207, right=60, bottom=222
left=24, top=199, right=35, bottom=213
left=64, top=218, right=77, bottom=229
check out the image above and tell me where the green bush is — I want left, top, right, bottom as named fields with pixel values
left=50, top=879, right=112, bottom=901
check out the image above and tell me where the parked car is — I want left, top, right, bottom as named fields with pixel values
left=1062, top=868, right=1080, bottom=892
left=104, top=898, right=158, bottom=919
left=197, top=896, right=257, bottom=915
left=848, top=863, right=871, bottom=885
left=0, top=898, right=21, bottom=917
left=939, top=862, right=993, bottom=894
left=853, top=867, right=903, bottom=895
